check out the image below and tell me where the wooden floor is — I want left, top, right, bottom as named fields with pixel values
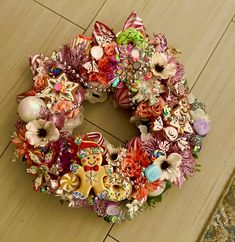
left=0, top=0, right=235, bottom=241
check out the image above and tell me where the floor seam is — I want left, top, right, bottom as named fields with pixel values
left=107, top=234, right=120, bottom=242
left=84, top=118, right=125, bottom=144
left=190, top=16, right=234, bottom=91
left=0, top=141, right=11, bottom=158
left=33, top=0, right=86, bottom=30
left=83, top=0, right=107, bottom=34
left=103, top=224, right=115, bottom=242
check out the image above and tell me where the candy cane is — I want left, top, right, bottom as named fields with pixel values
left=123, top=11, right=146, bottom=36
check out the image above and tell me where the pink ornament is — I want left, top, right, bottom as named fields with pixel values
left=113, top=86, right=131, bottom=109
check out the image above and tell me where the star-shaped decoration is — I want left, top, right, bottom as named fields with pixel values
left=85, top=172, right=98, bottom=185
left=38, top=73, right=79, bottom=105
left=131, top=79, right=165, bottom=106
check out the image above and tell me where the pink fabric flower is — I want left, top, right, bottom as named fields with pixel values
left=175, top=149, right=196, bottom=187
left=52, top=101, right=80, bottom=118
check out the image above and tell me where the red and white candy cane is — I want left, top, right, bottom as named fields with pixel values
left=126, top=137, right=142, bottom=151
left=123, top=11, right=146, bottom=36
left=86, top=132, right=107, bottom=156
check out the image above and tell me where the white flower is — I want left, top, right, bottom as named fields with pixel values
left=25, top=119, right=60, bottom=147
left=154, top=153, right=182, bottom=182
left=190, top=108, right=210, bottom=122
left=106, top=143, right=126, bottom=166
left=150, top=52, right=176, bottom=79
left=126, top=199, right=143, bottom=218
left=138, top=125, right=152, bottom=141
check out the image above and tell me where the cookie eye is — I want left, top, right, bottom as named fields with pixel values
left=87, top=157, right=90, bottom=160
left=93, top=156, right=96, bottom=159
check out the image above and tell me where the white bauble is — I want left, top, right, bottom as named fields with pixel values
left=148, top=181, right=166, bottom=197
left=18, top=96, right=46, bottom=123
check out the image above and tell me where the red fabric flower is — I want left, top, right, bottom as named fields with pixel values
left=120, top=148, right=150, bottom=179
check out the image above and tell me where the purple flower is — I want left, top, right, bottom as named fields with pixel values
left=175, top=149, right=196, bottom=187
left=193, top=119, right=209, bottom=136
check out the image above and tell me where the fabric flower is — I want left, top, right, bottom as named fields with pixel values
left=154, top=153, right=182, bottom=182
left=133, top=180, right=160, bottom=202
left=52, top=100, right=80, bottom=118
left=106, top=143, right=127, bottom=166
left=135, top=100, right=164, bottom=119
left=135, top=102, right=152, bottom=118
left=89, top=72, right=108, bottom=84
left=193, top=119, right=209, bottom=136
left=191, top=108, right=210, bottom=122
left=11, top=128, right=28, bottom=157
left=25, top=119, right=60, bottom=147
left=150, top=52, right=176, bottom=79
left=175, top=149, right=196, bottom=187
left=126, top=199, right=143, bottom=218
left=33, top=74, right=47, bottom=92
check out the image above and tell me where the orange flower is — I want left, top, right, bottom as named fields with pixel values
left=136, top=99, right=165, bottom=119
left=98, top=56, right=110, bottom=71
left=104, top=43, right=115, bottom=56
left=135, top=102, right=152, bottom=118
left=52, top=101, right=80, bottom=118
left=89, top=72, right=108, bottom=84
left=150, top=102, right=163, bottom=117
left=11, top=128, right=28, bottom=157
left=33, top=74, right=47, bottom=92
left=133, top=187, right=149, bottom=202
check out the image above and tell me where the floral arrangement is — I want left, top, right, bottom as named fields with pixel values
left=12, top=12, right=209, bottom=223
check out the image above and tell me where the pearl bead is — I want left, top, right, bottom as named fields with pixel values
left=18, top=96, right=46, bottom=123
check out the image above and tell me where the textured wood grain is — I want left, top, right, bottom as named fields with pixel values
left=83, top=0, right=235, bottom=141
left=109, top=22, right=235, bottom=242
left=36, top=0, right=105, bottom=29
left=0, top=120, right=123, bottom=242
left=0, top=0, right=83, bottom=154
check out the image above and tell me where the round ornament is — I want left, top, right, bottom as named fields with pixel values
left=18, top=96, right=46, bottom=122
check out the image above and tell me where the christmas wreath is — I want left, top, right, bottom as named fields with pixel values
left=12, top=12, right=209, bottom=223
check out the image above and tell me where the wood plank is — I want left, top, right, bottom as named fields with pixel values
left=0, top=120, right=123, bottom=242
left=36, top=0, right=105, bottom=29
left=109, top=22, right=235, bottom=242
left=104, top=235, right=119, bottom=242
left=83, top=0, right=235, bottom=141
left=0, top=0, right=83, bottom=154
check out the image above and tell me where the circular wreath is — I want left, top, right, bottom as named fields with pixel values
left=12, top=12, right=209, bottom=223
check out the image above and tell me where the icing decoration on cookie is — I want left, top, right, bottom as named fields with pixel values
left=104, top=173, right=132, bottom=202
left=69, top=141, right=112, bottom=199
left=39, top=73, right=79, bottom=105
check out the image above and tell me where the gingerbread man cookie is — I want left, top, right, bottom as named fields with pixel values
left=60, top=140, right=112, bottom=199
